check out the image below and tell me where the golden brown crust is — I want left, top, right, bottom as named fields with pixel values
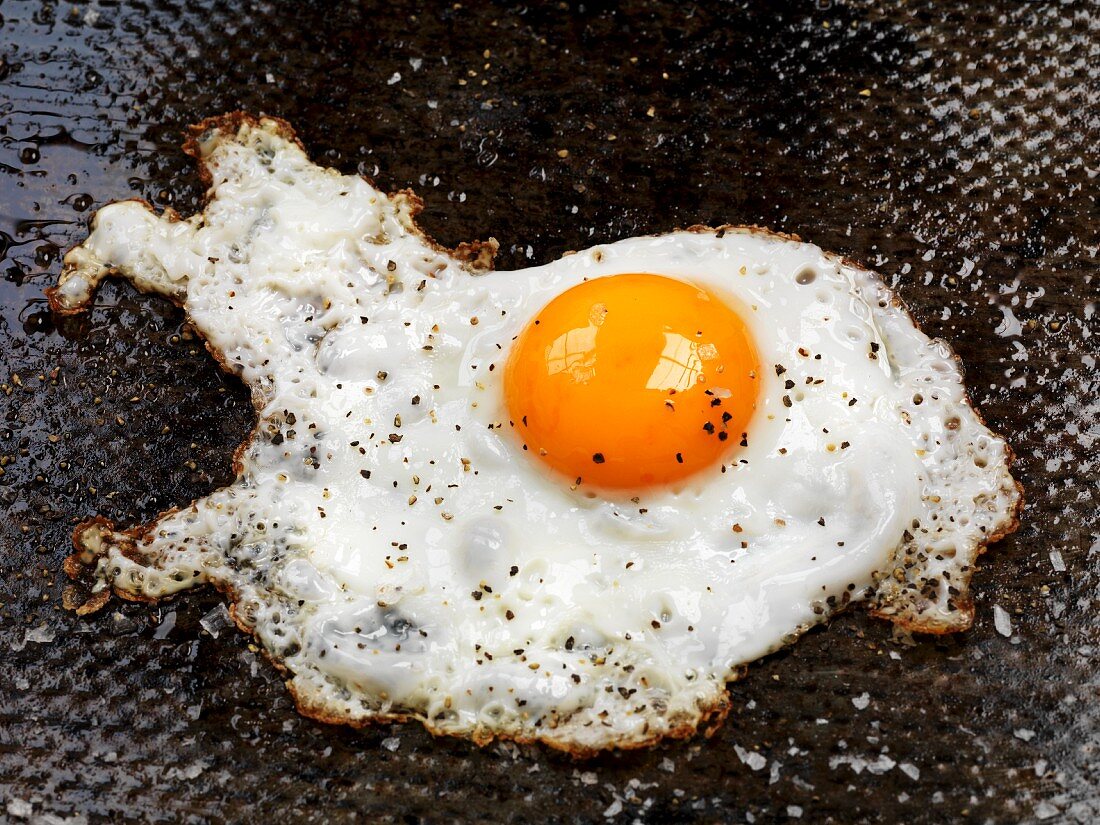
left=286, top=677, right=732, bottom=759
left=46, top=198, right=160, bottom=316
left=820, top=246, right=1024, bottom=634
left=683, top=222, right=804, bottom=244
left=451, top=238, right=500, bottom=272
left=181, top=111, right=306, bottom=183
left=181, top=113, right=498, bottom=273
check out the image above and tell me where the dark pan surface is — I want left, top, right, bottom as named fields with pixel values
left=1, top=1, right=1097, bottom=821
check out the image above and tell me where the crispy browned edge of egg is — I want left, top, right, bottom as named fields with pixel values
left=48, top=111, right=1023, bottom=757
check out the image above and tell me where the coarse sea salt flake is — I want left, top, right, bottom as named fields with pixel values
left=1034, top=800, right=1060, bottom=820
left=7, top=798, right=33, bottom=818
left=735, top=745, right=767, bottom=771
left=10, top=625, right=55, bottom=651
left=166, top=760, right=208, bottom=781
left=200, top=603, right=232, bottom=638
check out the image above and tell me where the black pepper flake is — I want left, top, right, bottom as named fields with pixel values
left=505, top=610, right=515, bottom=620
left=718, top=432, right=728, bottom=441
left=675, top=452, right=684, bottom=464
left=471, top=591, right=483, bottom=600
left=774, top=364, right=787, bottom=376
left=702, top=422, right=715, bottom=434
left=388, top=433, right=403, bottom=443
left=359, top=470, right=371, bottom=479
left=784, top=379, right=795, bottom=390
left=565, top=636, right=575, bottom=650
left=592, top=452, right=606, bottom=464
left=721, top=412, right=732, bottom=423
left=509, top=565, right=519, bottom=576
left=782, top=395, right=793, bottom=407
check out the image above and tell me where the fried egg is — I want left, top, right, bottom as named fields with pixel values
left=51, top=114, right=1021, bottom=754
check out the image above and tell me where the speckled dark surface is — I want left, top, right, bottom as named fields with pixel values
left=1, top=1, right=1097, bottom=822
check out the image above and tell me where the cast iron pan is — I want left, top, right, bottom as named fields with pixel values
left=1, top=1, right=1097, bottom=822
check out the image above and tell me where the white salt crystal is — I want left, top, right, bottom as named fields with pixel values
left=735, top=745, right=767, bottom=771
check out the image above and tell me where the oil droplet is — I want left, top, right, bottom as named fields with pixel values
left=35, top=243, right=60, bottom=268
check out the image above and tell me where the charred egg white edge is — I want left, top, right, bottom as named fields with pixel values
left=53, top=116, right=1020, bottom=753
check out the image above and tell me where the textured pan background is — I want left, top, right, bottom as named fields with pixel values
left=1, top=1, right=1097, bottom=822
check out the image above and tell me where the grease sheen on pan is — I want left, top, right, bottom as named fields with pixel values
left=51, top=115, right=1021, bottom=754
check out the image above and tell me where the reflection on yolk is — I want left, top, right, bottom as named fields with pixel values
left=504, top=273, right=761, bottom=491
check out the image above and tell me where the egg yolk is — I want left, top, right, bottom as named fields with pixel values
left=504, top=273, right=760, bottom=491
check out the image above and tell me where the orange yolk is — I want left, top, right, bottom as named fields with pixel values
left=504, top=273, right=760, bottom=491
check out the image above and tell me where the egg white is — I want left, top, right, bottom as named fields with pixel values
left=52, top=115, right=1021, bottom=753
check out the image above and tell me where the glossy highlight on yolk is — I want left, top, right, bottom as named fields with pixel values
left=504, top=273, right=761, bottom=491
